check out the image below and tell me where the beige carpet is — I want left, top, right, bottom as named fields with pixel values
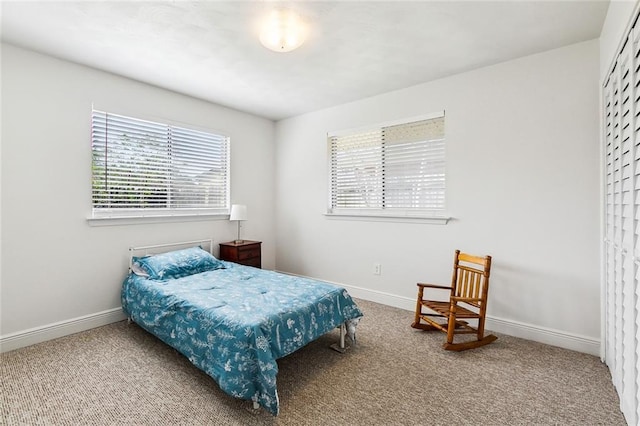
left=1, top=299, right=626, bottom=425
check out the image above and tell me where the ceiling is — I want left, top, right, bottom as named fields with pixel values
left=1, top=1, right=609, bottom=121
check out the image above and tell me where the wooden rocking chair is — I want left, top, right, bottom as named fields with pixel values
left=411, top=250, right=497, bottom=351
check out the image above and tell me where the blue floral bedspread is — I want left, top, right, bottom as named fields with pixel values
left=121, top=261, right=363, bottom=415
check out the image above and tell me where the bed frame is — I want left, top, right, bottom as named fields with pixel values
left=127, top=239, right=352, bottom=409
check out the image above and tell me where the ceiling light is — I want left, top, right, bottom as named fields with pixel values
left=259, top=9, right=308, bottom=53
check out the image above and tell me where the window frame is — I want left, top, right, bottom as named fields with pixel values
left=326, top=111, right=449, bottom=224
left=89, top=109, right=231, bottom=224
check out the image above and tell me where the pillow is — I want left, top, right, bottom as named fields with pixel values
left=132, top=246, right=224, bottom=280
left=130, top=262, right=149, bottom=277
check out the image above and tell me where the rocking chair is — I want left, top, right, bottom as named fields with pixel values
left=411, top=250, right=497, bottom=351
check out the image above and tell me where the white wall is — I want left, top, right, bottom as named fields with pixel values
left=0, top=35, right=605, bottom=354
left=275, top=40, right=601, bottom=353
left=1, top=44, right=276, bottom=340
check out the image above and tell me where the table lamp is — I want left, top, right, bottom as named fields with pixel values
left=229, top=204, right=247, bottom=243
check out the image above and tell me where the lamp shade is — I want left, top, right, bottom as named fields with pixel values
left=229, top=204, right=247, bottom=221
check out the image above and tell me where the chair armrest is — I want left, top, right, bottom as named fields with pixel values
left=417, top=282, right=451, bottom=290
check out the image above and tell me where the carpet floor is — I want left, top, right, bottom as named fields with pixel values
left=1, top=299, right=626, bottom=425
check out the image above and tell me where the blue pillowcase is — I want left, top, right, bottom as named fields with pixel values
left=133, top=246, right=225, bottom=280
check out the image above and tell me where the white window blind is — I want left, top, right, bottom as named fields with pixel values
left=91, top=110, right=230, bottom=218
left=328, top=114, right=445, bottom=217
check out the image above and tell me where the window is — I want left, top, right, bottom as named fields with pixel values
left=328, top=113, right=445, bottom=219
left=91, top=110, right=230, bottom=219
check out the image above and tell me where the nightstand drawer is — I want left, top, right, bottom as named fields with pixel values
left=242, top=257, right=262, bottom=268
left=238, top=246, right=260, bottom=260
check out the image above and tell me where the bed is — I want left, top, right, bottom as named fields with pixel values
left=121, top=240, right=363, bottom=415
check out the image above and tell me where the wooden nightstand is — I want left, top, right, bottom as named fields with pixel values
left=219, top=240, right=262, bottom=268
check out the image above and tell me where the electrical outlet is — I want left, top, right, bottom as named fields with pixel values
left=373, top=263, right=382, bottom=275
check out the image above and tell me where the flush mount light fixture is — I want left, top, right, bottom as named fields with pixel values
left=259, top=9, right=308, bottom=53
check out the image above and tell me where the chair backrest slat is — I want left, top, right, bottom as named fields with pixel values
left=473, top=271, right=481, bottom=299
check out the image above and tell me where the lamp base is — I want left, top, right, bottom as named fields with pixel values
left=234, top=239, right=244, bottom=244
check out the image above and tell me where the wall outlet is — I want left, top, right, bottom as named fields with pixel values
left=373, top=263, right=382, bottom=275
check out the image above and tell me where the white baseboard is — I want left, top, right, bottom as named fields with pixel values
left=0, top=308, right=127, bottom=353
left=278, top=271, right=601, bottom=356
left=483, top=315, right=600, bottom=356
left=1, top=276, right=602, bottom=357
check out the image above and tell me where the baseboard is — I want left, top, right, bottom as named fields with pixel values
left=277, top=270, right=602, bottom=356
left=0, top=308, right=127, bottom=353
left=483, top=315, right=600, bottom=356
left=1, top=276, right=602, bottom=356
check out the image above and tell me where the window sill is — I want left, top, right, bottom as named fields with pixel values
left=87, top=212, right=229, bottom=227
left=323, top=212, right=450, bottom=225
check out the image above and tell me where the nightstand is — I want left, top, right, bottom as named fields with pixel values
left=219, top=240, right=262, bottom=268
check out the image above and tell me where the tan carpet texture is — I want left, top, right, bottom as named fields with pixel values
left=1, top=299, right=625, bottom=425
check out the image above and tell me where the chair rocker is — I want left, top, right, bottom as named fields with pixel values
left=411, top=250, right=497, bottom=351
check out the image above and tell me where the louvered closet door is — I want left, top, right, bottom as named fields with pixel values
left=633, top=25, right=640, bottom=424
left=604, top=16, right=640, bottom=425
left=603, top=55, right=619, bottom=386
